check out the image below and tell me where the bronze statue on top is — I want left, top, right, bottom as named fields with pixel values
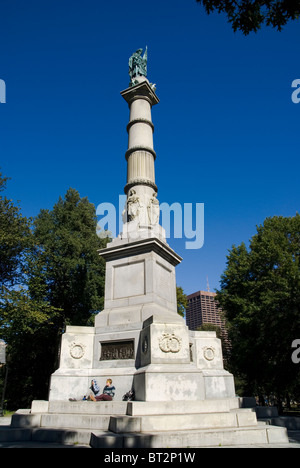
left=128, top=47, right=148, bottom=86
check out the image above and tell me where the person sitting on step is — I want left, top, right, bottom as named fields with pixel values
left=90, top=378, right=115, bottom=401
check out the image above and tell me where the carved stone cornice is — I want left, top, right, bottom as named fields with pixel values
left=98, top=237, right=182, bottom=266
left=121, top=80, right=159, bottom=107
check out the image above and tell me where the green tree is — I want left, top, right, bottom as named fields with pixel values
left=0, top=172, right=60, bottom=408
left=0, top=171, right=30, bottom=287
left=0, top=181, right=108, bottom=408
left=177, top=286, right=188, bottom=317
left=28, top=188, right=107, bottom=329
left=0, top=289, right=61, bottom=408
left=197, top=322, right=222, bottom=339
left=216, top=214, right=300, bottom=401
left=196, top=1, right=300, bottom=35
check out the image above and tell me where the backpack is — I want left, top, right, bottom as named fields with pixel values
left=122, top=389, right=135, bottom=401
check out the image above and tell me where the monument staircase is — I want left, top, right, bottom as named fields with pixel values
left=0, top=398, right=290, bottom=447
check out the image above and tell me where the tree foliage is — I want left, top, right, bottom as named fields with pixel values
left=177, top=286, right=188, bottom=317
left=0, top=172, right=30, bottom=287
left=0, top=171, right=56, bottom=407
left=0, top=176, right=107, bottom=408
left=216, top=214, right=300, bottom=401
left=196, top=1, right=300, bottom=35
left=0, top=288, right=61, bottom=407
left=197, top=322, right=222, bottom=339
left=28, top=188, right=107, bottom=329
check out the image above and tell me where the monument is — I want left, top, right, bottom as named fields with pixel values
left=10, top=50, right=288, bottom=447
left=48, top=48, right=235, bottom=403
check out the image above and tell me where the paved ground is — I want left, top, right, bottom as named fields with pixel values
left=1, top=416, right=300, bottom=448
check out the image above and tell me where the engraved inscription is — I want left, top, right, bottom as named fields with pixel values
left=100, top=340, right=134, bottom=361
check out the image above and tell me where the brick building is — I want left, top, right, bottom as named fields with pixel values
left=186, top=290, right=229, bottom=345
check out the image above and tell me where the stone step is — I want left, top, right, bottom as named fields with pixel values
left=31, top=398, right=240, bottom=416
left=255, top=406, right=279, bottom=418
left=48, top=400, right=128, bottom=415
left=11, top=412, right=111, bottom=431
left=8, top=399, right=290, bottom=448
left=31, top=427, right=92, bottom=445
left=0, top=426, right=32, bottom=443
left=0, top=425, right=91, bottom=446
left=261, top=416, right=300, bottom=430
left=109, top=409, right=257, bottom=433
left=42, top=413, right=110, bottom=431
left=127, top=398, right=239, bottom=416
left=1, top=423, right=289, bottom=448
left=6, top=407, right=289, bottom=448
left=91, top=425, right=289, bottom=448
left=12, top=406, right=257, bottom=433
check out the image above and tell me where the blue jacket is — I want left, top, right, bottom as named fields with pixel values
left=103, top=385, right=115, bottom=398
left=91, top=380, right=101, bottom=396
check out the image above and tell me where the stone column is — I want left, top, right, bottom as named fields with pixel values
left=48, top=54, right=236, bottom=404
left=120, top=78, right=163, bottom=240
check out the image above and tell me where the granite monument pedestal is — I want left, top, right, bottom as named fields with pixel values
left=49, top=233, right=235, bottom=402
left=14, top=49, right=290, bottom=447
left=49, top=62, right=235, bottom=404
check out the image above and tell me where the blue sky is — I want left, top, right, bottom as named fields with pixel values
left=0, top=0, right=299, bottom=296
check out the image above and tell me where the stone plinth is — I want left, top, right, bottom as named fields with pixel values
left=49, top=317, right=235, bottom=402
left=95, top=237, right=182, bottom=329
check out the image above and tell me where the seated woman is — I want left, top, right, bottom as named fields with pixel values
left=90, top=378, right=115, bottom=401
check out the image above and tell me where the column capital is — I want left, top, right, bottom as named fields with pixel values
left=121, top=80, right=159, bottom=107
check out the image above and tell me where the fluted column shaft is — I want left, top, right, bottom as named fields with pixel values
left=121, top=80, right=159, bottom=228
